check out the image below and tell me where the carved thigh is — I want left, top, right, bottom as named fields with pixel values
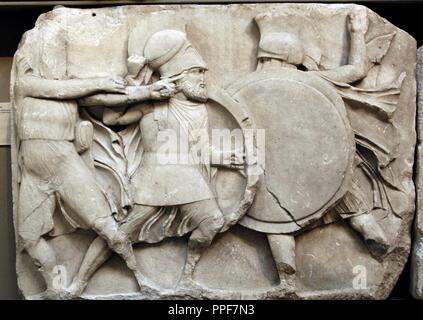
left=55, top=148, right=112, bottom=227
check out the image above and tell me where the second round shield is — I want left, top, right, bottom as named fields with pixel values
left=226, top=68, right=355, bottom=234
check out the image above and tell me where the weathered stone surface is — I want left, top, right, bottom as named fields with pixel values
left=10, top=3, right=416, bottom=300
left=411, top=46, right=423, bottom=300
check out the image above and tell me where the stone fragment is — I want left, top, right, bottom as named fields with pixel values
left=10, top=4, right=416, bottom=300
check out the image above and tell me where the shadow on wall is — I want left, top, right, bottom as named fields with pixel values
left=0, top=146, right=19, bottom=299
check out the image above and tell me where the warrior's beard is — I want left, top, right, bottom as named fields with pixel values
left=179, top=80, right=208, bottom=103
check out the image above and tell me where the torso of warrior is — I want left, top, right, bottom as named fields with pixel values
left=18, top=96, right=77, bottom=141
left=132, top=97, right=215, bottom=206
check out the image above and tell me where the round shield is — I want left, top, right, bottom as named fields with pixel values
left=226, top=68, right=355, bottom=234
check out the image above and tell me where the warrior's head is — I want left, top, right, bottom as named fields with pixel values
left=144, top=29, right=208, bottom=102
left=256, top=32, right=305, bottom=71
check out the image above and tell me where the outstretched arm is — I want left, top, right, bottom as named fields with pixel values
left=313, top=7, right=369, bottom=84
left=83, top=77, right=181, bottom=125
left=78, top=86, right=151, bottom=108
left=103, top=104, right=145, bottom=126
left=79, top=86, right=150, bottom=125
left=79, top=76, right=181, bottom=108
left=16, top=75, right=126, bottom=100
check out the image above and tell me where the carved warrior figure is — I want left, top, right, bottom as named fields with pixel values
left=12, top=4, right=415, bottom=300
left=66, top=30, right=244, bottom=296
left=228, top=7, right=406, bottom=289
left=12, top=20, right=179, bottom=298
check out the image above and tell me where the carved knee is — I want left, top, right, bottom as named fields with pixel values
left=190, top=211, right=225, bottom=248
left=189, top=230, right=211, bottom=249
left=200, top=211, right=224, bottom=235
left=92, top=217, right=129, bottom=249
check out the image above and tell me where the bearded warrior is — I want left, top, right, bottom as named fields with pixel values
left=66, top=30, right=242, bottom=296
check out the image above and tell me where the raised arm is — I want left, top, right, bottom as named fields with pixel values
left=313, top=7, right=369, bottom=84
left=16, top=75, right=126, bottom=100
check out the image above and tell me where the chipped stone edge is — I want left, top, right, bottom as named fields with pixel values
left=9, top=3, right=419, bottom=300
left=411, top=46, right=423, bottom=300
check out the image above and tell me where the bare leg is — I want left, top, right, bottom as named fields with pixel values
left=68, top=205, right=161, bottom=296
left=178, top=230, right=209, bottom=290
left=118, top=206, right=165, bottom=292
left=91, top=216, right=137, bottom=272
left=267, top=234, right=296, bottom=289
left=348, top=213, right=390, bottom=258
left=267, top=234, right=296, bottom=275
left=25, top=238, right=58, bottom=296
left=57, top=165, right=138, bottom=274
left=19, top=192, right=62, bottom=298
left=66, top=236, right=111, bottom=297
left=178, top=210, right=224, bottom=290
